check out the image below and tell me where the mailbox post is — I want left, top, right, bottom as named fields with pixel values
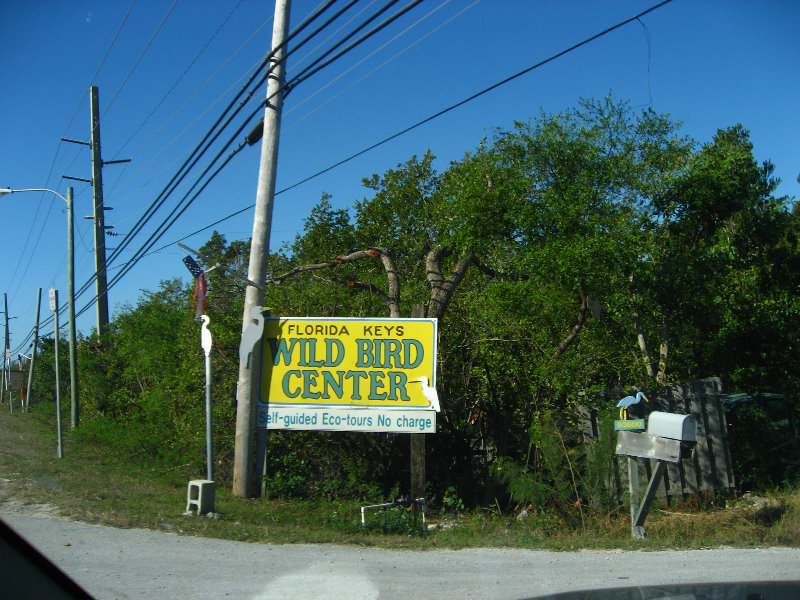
left=616, top=411, right=697, bottom=539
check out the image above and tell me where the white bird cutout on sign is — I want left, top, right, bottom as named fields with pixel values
left=239, top=307, right=265, bottom=369
left=200, top=315, right=213, bottom=357
left=409, top=376, right=440, bottom=412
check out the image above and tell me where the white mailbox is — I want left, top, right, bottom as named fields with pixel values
left=646, top=411, right=697, bottom=442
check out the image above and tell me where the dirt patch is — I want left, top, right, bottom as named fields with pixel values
left=0, top=497, right=60, bottom=517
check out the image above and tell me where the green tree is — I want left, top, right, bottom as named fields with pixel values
left=631, top=124, right=794, bottom=389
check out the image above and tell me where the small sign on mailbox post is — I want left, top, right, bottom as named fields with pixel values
left=614, top=419, right=645, bottom=431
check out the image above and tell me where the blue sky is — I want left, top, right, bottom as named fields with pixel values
left=1, top=0, right=798, bottom=352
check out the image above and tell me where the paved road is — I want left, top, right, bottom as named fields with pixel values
left=3, top=513, right=799, bottom=600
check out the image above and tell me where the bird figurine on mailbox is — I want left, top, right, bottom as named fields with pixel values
left=616, top=391, right=648, bottom=420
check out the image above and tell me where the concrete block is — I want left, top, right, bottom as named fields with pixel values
left=185, top=479, right=215, bottom=515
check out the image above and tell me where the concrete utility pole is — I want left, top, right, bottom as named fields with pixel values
left=232, top=0, right=291, bottom=498
left=89, top=86, right=110, bottom=338
left=66, top=187, right=79, bottom=428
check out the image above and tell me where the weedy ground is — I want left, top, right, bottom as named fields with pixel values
left=1, top=407, right=797, bottom=550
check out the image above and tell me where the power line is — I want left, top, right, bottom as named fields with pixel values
left=101, top=0, right=180, bottom=119
left=279, top=0, right=678, bottom=194
left=111, top=0, right=247, bottom=160
left=284, top=0, right=474, bottom=128
left=63, top=1, right=360, bottom=313
left=101, top=0, right=342, bottom=272
left=5, top=3, right=137, bottom=301
left=68, top=2, right=415, bottom=314
left=140, top=0, right=677, bottom=261
left=12, top=0, right=676, bottom=344
left=286, top=0, right=422, bottom=92
left=89, top=0, right=138, bottom=85
left=67, top=0, right=673, bottom=322
left=98, top=1, right=407, bottom=281
left=105, top=7, right=273, bottom=202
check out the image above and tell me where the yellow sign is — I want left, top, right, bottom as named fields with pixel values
left=614, top=419, right=646, bottom=431
left=259, top=317, right=437, bottom=410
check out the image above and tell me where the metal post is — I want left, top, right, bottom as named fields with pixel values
left=66, top=188, right=79, bottom=428
left=205, top=349, right=214, bottom=481
left=25, top=288, right=42, bottom=411
left=2, top=293, right=8, bottom=407
left=52, top=289, right=64, bottom=458
left=200, top=316, right=215, bottom=482
left=232, top=0, right=291, bottom=498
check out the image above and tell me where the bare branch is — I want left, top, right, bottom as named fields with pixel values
left=268, top=247, right=401, bottom=318
left=426, top=247, right=475, bottom=320
left=270, top=249, right=379, bottom=283
left=629, top=274, right=655, bottom=379
left=552, top=278, right=589, bottom=358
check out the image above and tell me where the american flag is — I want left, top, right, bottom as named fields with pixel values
left=182, top=256, right=207, bottom=320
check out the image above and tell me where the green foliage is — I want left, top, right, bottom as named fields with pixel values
left=441, top=486, right=465, bottom=514
left=725, top=395, right=800, bottom=489
left=362, top=505, right=425, bottom=536
left=263, top=431, right=390, bottom=501
left=27, top=95, right=797, bottom=517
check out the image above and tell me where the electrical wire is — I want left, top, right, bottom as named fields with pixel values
left=97, top=0, right=396, bottom=278
left=279, top=0, right=677, bottom=194
left=100, top=0, right=428, bottom=285
left=4, top=0, right=137, bottom=304
left=111, top=0, right=247, bottom=161
left=284, top=0, right=472, bottom=128
left=89, top=0, right=138, bottom=85
left=7, top=0, right=676, bottom=347
left=105, top=11, right=274, bottom=203
left=101, top=0, right=342, bottom=272
left=63, top=1, right=357, bottom=311
left=135, top=0, right=676, bottom=265
left=67, top=4, right=406, bottom=314
left=101, top=0, right=180, bottom=119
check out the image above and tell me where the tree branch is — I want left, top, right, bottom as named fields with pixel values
left=629, top=274, right=655, bottom=379
left=270, top=249, right=379, bottom=283
left=269, top=247, right=402, bottom=318
left=656, top=310, right=669, bottom=385
left=552, top=278, right=589, bottom=358
left=426, top=247, right=475, bottom=320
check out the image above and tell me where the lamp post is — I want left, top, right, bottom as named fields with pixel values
left=0, top=188, right=79, bottom=428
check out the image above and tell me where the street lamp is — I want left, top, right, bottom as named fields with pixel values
left=0, top=187, right=79, bottom=428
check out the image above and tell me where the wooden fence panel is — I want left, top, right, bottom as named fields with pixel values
left=581, top=378, right=735, bottom=501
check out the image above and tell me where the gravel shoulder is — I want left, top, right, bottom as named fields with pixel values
left=3, top=511, right=800, bottom=600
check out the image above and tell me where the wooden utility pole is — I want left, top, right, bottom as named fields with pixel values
left=25, top=288, right=42, bottom=411
left=89, top=86, right=110, bottom=339
left=233, top=0, right=291, bottom=498
left=63, top=88, right=128, bottom=340
left=2, top=293, right=8, bottom=405
left=410, top=304, right=426, bottom=509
